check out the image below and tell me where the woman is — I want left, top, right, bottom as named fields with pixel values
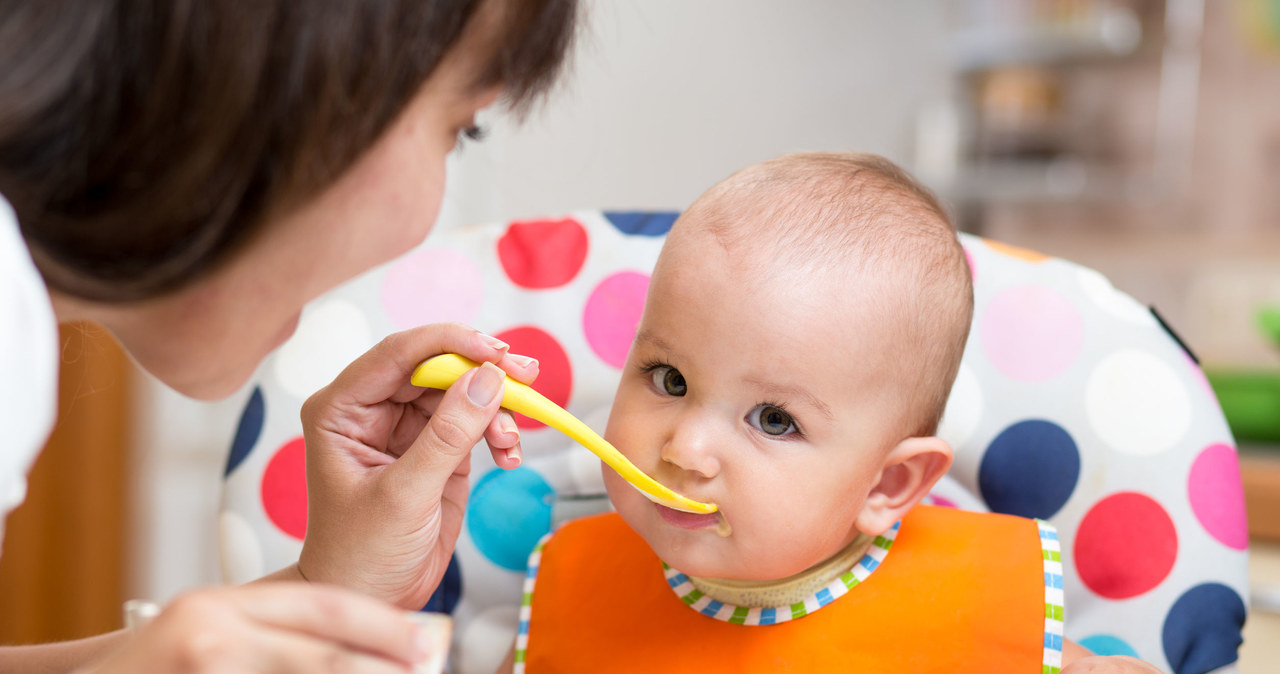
left=0, top=0, right=575, bottom=670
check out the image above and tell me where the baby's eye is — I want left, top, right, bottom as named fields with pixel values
left=650, top=366, right=687, bottom=397
left=748, top=404, right=797, bottom=437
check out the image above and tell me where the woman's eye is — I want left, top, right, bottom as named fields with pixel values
left=650, top=366, right=687, bottom=397
left=748, top=405, right=797, bottom=437
left=454, top=124, right=488, bottom=150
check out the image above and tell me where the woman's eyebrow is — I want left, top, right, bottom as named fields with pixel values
left=742, top=378, right=834, bottom=421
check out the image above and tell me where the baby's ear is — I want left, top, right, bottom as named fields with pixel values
left=855, top=437, right=953, bottom=536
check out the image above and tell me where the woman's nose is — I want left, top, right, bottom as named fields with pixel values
left=659, top=417, right=721, bottom=479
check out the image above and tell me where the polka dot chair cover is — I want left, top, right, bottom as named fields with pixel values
left=221, top=212, right=1248, bottom=674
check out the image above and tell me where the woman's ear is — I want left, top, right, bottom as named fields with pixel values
left=855, top=437, right=954, bottom=536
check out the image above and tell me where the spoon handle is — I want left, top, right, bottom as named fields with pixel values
left=410, top=354, right=716, bottom=514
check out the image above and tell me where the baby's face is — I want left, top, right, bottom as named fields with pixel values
left=603, top=229, right=913, bottom=581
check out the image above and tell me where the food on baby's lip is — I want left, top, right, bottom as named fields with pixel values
left=411, top=354, right=717, bottom=514
left=656, top=504, right=732, bottom=537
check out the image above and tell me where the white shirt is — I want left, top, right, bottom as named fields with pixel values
left=0, top=194, right=59, bottom=550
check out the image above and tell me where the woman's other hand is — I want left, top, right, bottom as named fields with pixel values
left=296, top=324, right=538, bottom=609
left=87, top=584, right=440, bottom=673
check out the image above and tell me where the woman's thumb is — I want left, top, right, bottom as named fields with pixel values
left=398, top=362, right=506, bottom=490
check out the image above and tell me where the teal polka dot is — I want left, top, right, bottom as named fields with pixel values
left=1079, top=634, right=1140, bottom=658
left=466, top=467, right=554, bottom=571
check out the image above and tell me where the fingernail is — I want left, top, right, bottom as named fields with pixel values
left=406, top=612, right=452, bottom=670
left=480, top=334, right=509, bottom=352
left=500, top=412, right=519, bottom=439
left=507, top=446, right=523, bottom=468
left=507, top=353, right=538, bottom=368
left=467, top=363, right=505, bottom=406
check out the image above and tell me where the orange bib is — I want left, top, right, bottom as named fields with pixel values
left=519, top=505, right=1059, bottom=673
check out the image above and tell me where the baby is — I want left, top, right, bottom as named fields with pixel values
left=503, top=153, right=1157, bottom=673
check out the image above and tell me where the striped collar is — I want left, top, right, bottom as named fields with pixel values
left=660, top=521, right=900, bottom=626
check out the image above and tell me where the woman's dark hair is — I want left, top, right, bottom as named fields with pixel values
left=0, top=0, right=577, bottom=301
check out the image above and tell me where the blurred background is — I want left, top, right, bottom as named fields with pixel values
left=3, top=0, right=1278, bottom=668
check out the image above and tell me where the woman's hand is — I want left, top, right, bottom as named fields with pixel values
left=86, top=584, right=439, bottom=673
left=1062, top=639, right=1165, bottom=673
left=296, top=324, right=538, bottom=609
left=1061, top=656, right=1165, bottom=673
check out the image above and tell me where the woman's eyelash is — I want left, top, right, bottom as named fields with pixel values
left=460, top=124, right=488, bottom=142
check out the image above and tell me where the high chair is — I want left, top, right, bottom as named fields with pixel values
left=220, top=211, right=1247, bottom=674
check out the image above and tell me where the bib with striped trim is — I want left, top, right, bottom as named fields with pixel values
left=516, top=505, right=1063, bottom=673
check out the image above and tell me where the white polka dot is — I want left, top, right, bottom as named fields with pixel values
left=273, top=300, right=373, bottom=399
left=218, top=511, right=265, bottom=584
left=567, top=446, right=607, bottom=493
left=1086, top=349, right=1191, bottom=455
left=456, top=604, right=520, bottom=674
left=566, top=406, right=610, bottom=492
left=938, top=363, right=983, bottom=452
left=1077, top=268, right=1153, bottom=325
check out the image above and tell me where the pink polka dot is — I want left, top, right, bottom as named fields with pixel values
left=382, top=247, right=483, bottom=329
left=494, top=326, right=572, bottom=430
left=1075, top=492, right=1178, bottom=599
left=1189, top=443, right=1248, bottom=550
left=981, top=285, right=1084, bottom=382
left=1184, top=349, right=1215, bottom=397
left=497, top=218, right=589, bottom=289
left=583, top=271, right=649, bottom=369
left=261, top=437, right=308, bottom=541
left=927, top=494, right=959, bottom=509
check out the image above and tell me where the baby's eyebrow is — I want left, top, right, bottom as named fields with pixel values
left=633, top=329, right=672, bottom=353
left=742, top=378, right=834, bottom=422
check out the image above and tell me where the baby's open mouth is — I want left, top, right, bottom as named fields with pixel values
left=656, top=504, right=732, bottom=537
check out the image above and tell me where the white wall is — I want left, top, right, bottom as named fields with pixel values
left=132, top=0, right=950, bottom=601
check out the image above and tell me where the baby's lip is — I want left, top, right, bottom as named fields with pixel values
left=656, top=503, right=722, bottom=530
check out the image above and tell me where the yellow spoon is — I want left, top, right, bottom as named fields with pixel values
left=411, top=353, right=717, bottom=515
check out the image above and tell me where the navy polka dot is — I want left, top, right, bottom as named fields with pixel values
left=1162, top=583, right=1245, bottom=673
left=224, top=386, right=264, bottom=477
left=466, top=467, right=554, bottom=571
left=978, top=419, right=1080, bottom=519
left=420, top=554, right=462, bottom=614
left=603, top=211, right=678, bottom=237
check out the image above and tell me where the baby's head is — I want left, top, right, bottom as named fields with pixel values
left=603, top=152, right=974, bottom=581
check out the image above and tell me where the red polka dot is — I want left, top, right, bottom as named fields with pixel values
left=261, top=437, right=308, bottom=540
left=497, top=218, right=589, bottom=289
left=494, top=326, right=572, bottom=430
left=1075, top=492, right=1178, bottom=599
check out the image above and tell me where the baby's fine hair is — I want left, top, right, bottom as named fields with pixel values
left=680, top=152, right=975, bottom=438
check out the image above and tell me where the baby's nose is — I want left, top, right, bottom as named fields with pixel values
left=660, top=420, right=721, bottom=479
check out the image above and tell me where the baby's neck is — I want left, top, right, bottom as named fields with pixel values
left=687, top=533, right=874, bottom=608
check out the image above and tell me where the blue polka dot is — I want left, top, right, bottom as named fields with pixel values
left=1162, top=583, right=1244, bottom=674
left=420, top=553, right=462, bottom=614
left=224, top=386, right=264, bottom=477
left=603, top=211, right=678, bottom=237
left=978, top=419, right=1080, bottom=519
left=1079, top=634, right=1140, bottom=658
left=467, top=466, right=554, bottom=571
